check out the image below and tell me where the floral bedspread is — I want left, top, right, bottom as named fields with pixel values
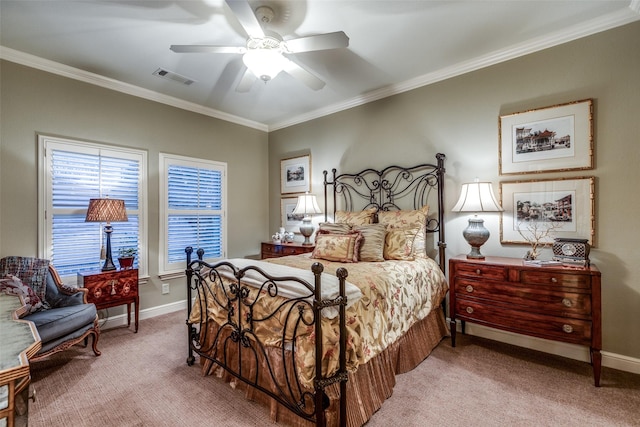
left=189, top=254, right=447, bottom=388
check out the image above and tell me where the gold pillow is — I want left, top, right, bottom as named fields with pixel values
left=378, top=205, right=429, bottom=257
left=312, top=232, right=362, bottom=263
left=334, top=207, right=377, bottom=226
left=383, top=227, right=419, bottom=261
left=353, top=224, right=386, bottom=262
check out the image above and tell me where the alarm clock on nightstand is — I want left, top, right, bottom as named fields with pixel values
left=552, top=238, right=591, bottom=266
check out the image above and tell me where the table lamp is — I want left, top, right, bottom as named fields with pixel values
left=85, top=198, right=128, bottom=271
left=452, top=180, right=503, bottom=259
left=293, top=193, right=322, bottom=245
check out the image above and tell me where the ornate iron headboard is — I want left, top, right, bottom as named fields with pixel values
left=323, top=153, right=446, bottom=272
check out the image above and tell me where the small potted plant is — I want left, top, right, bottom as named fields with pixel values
left=117, top=247, right=137, bottom=269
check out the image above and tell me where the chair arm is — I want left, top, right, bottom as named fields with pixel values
left=48, top=266, right=90, bottom=305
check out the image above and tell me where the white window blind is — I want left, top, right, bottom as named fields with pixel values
left=39, top=135, right=147, bottom=279
left=160, top=153, right=226, bottom=276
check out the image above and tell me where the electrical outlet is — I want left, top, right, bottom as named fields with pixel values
left=162, top=283, right=170, bottom=295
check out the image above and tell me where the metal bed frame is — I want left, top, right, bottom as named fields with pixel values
left=185, top=153, right=446, bottom=426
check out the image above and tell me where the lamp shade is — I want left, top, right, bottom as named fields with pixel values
left=85, top=198, right=128, bottom=223
left=293, top=194, right=322, bottom=217
left=452, top=181, right=503, bottom=213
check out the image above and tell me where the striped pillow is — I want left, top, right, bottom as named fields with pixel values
left=353, top=224, right=386, bottom=262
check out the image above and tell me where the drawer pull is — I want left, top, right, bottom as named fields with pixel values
left=30, top=386, right=36, bottom=402
left=465, top=285, right=474, bottom=293
left=551, top=277, right=558, bottom=283
left=475, top=269, right=481, bottom=275
left=562, top=324, right=573, bottom=334
left=110, top=280, right=117, bottom=295
left=562, top=298, right=573, bottom=307
left=465, top=306, right=474, bottom=314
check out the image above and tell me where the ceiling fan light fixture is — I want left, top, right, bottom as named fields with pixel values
left=242, top=48, right=288, bottom=82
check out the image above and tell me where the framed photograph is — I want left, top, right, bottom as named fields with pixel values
left=281, top=197, right=304, bottom=233
left=500, top=177, right=595, bottom=245
left=281, top=155, right=311, bottom=194
left=499, top=99, right=594, bottom=175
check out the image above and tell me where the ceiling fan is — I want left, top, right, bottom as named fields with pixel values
left=170, top=0, right=349, bottom=92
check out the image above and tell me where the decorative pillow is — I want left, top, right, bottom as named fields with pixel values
left=378, top=205, right=429, bottom=258
left=318, top=222, right=352, bottom=234
left=0, top=256, right=50, bottom=306
left=334, top=207, right=377, bottom=226
left=353, top=224, right=386, bottom=262
left=312, top=232, right=363, bottom=263
left=0, top=275, right=44, bottom=314
left=383, top=227, right=419, bottom=261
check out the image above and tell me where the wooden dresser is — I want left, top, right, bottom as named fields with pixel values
left=261, top=241, right=315, bottom=259
left=449, top=255, right=602, bottom=386
left=0, top=294, right=41, bottom=427
left=77, top=268, right=139, bottom=332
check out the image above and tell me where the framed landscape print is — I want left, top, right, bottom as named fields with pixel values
left=500, top=177, right=595, bottom=245
left=499, top=99, right=594, bottom=175
left=281, top=197, right=303, bottom=233
left=281, top=155, right=311, bottom=194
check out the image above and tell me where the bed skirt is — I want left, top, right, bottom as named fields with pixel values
left=197, top=304, right=449, bottom=426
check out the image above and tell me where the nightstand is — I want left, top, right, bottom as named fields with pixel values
left=449, top=255, right=601, bottom=386
left=77, top=268, right=139, bottom=332
left=261, top=241, right=315, bottom=259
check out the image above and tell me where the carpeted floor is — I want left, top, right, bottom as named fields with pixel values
left=29, top=310, right=640, bottom=426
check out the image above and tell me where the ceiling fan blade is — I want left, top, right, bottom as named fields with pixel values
left=285, top=31, right=349, bottom=53
left=170, top=45, right=245, bottom=54
left=235, top=67, right=256, bottom=92
left=225, top=0, right=265, bottom=39
left=283, top=61, right=326, bottom=91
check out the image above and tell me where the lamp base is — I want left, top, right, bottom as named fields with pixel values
left=102, top=225, right=117, bottom=271
left=463, top=216, right=490, bottom=259
left=299, top=219, right=315, bottom=246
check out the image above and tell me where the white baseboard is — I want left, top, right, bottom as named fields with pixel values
left=455, top=321, right=640, bottom=375
left=98, top=299, right=188, bottom=331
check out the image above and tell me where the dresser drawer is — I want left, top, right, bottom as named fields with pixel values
left=454, top=278, right=592, bottom=318
left=454, top=299, right=592, bottom=345
left=454, top=263, right=507, bottom=281
left=261, top=242, right=314, bottom=259
left=520, top=270, right=591, bottom=289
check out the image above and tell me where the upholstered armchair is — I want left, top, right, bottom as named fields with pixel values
left=0, top=257, right=101, bottom=361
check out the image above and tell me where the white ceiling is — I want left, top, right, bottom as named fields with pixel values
left=1, top=1, right=639, bottom=131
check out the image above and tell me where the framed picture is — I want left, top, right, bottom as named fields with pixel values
left=281, top=197, right=304, bottom=233
left=500, top=177, right=595, bottom=245
left=499, top=99, right=594, bottom=175
left=281, top=155, right=311, bottom=194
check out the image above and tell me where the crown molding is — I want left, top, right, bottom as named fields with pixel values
left=2, top=3, right=638, bottom=133
left=0, top=47, right=268, bottom=132
left=270, top=5, right=640, bottom=131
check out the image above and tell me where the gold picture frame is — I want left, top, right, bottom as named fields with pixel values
left=500, top=177, right=595, bottom=246
left=499, top=99, right=594, bottom=175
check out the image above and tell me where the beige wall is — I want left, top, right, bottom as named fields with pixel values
left=0, top=61, right=269, bottom=312
left=1, top=21, right=639, bottom=362
left=269, top=22, right=640, bottom=360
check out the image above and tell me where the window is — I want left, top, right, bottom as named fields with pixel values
left=159, top=153, right=226, bottom=278
left=38, top=135, right=147, bottom=281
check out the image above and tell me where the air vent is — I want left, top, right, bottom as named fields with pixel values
left=153, top=68, right=195, bottom=86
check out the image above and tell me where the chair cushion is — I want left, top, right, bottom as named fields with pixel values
left=25, top=303, right=97, bottom=344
